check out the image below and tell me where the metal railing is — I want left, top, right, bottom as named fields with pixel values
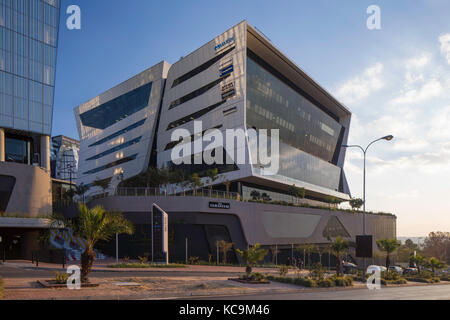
left=115, top=187, right=241, bottom=200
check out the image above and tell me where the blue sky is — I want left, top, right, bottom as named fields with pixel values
left=53, top=0, right=450, bottom=236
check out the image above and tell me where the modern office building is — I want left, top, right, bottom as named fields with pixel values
left=50, top=135, right=79, bottom=182
left=74, top=21, right=395, bottom=263
left=0, top=0, right=60, bottom=260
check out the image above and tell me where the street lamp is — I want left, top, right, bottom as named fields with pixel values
left=343, top=135, right=393, bottom=279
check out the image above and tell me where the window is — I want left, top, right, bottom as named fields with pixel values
left=80, top=82, right=152, bottom=130
left=83, top=154, right=138, bottom=175
left=166, top=100, right=226, bottom=130
left=164, top=125, right=222, bottom=151
left=169, top=74, right=230, bottom=110
left=86, top=136, right=142, bottom=161
left=88, top=118, right=147, bottom=147
left=171, top=46, right=235, bottom=88
left=5, top=136, right=30, bottom=164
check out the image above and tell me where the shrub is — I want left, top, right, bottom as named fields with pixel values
left=54, top=271, right=69, bottom=284
left=188, top=256, right=200, bottom=265
left=137, top=256, right=148, bottom=264
left=317, top=278, right=335, bottom=287
left=279, top=265, right=289, bottom=277
left=440, top=275, right=450, bottom=282
left=239, top=272, right=268, bottom=282
left=332, top=276, right=353, bottom=287
left=310, top=263, right=325, bottom=281
left=266, top=275, right=316, bottom=287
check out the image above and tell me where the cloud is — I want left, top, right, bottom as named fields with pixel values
left=334, top=63, right=384, bottom=105
left=439, top=33, right=450, bottom=65
left=406, top=53, right=431, bottom=69
left=390, top=78, right=443, bottom=105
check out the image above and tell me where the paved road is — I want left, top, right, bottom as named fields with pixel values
left=193, top=284, right=450, bottom=300
left=0, top=265, right=243, bottom=279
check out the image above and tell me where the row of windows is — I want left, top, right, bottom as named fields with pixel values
left=0, top=11, right=58, bottom=47
left=0, top=53, right=55, bottom=85
left=86, top=136, right=142, bottom=161
left=1, top=0, right=60, bottom=10
left=0, top=71, right=54, bottom=101
left=169, top=74, right=230, bottom=110
left=0, top=1, right=59, bottom=26
left=80, top=82, right=153, bottom=130
left=164, top=125, right=223, bottom=151
left=0, top=94, right=52, bottom=123
left=83, top=154, right=138, bottom=175
left=166, top=99, right=226, bottom=130
left=171, top=46, right=235, bottom=88
left=88, top=118, right=147, bottom=147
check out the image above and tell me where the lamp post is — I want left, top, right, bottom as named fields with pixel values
left=343, top=135, right=393, bottom=280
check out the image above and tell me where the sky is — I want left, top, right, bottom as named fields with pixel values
left=53, top=0, right=450, bottom=237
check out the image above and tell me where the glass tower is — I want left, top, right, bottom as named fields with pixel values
left=0, top=0, right=60, bottom=168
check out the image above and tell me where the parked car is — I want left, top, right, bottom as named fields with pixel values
left=366, top=265, right=387, bottom=274
left=388, top=266, right=403, bottom=274
left=403, top=267, right=418, bottom=275
left=343, top=262, right=358, bottom=274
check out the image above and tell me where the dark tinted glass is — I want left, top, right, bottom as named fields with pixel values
left=83, top=154, right=138, bottom=175
left=5, top=136, right=30, bottom=164
left=80, top=82, right=152, bottom=130
left=88, top=119, right=146, bottom=147
left=246, top=55, right=342, bottom=163
left=86, top=136, right=142, bottom=161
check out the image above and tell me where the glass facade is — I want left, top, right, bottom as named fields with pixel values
left=0, top=0, right=60, bottom=135
left=246, top=54, right=342, bottom=191
left=80, top=82, right=152, bottom=130
left=5, top=135, right=31, bottom=164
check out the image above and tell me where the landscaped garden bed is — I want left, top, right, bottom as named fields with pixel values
left=108, top=263, right=186, bottom=269
left=37, top=279, right=100, bottom=288
left=229, top=272, right=270, bottom=284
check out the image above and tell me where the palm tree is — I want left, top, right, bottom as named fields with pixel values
left=217, top=240, right=233, bottom=264
left=330, top=236, right=351, bottom=276
left=428, top=257, right=446, bottom=274
left=205, top=168, right=220, bottom=195
left=75, top=183, right=90, bottom=203
left=52, top=204, right=134, bottom=283
left=376, top=239, right=401, bottom=268
left=236, top=243, right=267, bottom=275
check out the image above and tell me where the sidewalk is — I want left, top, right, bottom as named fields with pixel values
left=3, top=259, right=285, bottom=274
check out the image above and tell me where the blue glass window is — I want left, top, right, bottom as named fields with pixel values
left=80, top=82, right=152, bottom=130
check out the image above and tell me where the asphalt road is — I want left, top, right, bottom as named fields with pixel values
left=194, top=284, right=450, bottom=300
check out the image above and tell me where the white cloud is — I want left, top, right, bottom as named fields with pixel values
left=334, top=63, right=384, bottom=105
left=390, top=78, right=443, bottom=105
left=406, top=53, right=431, bottom=69
left=439, top=33, right=450, bottom=65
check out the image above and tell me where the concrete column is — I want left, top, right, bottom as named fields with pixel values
left=0, top=128, right=5, bottom=162
left=40, top=135, right=50, bottom=173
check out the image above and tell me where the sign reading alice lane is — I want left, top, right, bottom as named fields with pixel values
left=209, top=202, right=230, bottom=209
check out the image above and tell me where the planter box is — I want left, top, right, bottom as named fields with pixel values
left=228, top=278, right=270, bottom=284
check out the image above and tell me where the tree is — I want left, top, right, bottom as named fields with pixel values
left=427, top=257, right=446, bottom=274
left=287, top=185, right=305, bottom=203
left=236, top=243, right=268, bottom=275
left=250, top=190, right=261, bottom=201
left=224, top=180, right=231, bottom=194
left=205, top=168, right=220, bottom=195
left=330, top=236, right=351, bottom=276
left=376, top=239, right=401, bottom=268
left=423, top=232, right=450, bottom=263
left=410, top=253, right=426, bottom=273
left=189, top=173, right=204, bottom=196
left=349, top=198, right=364, bottom=211
left=217, top=240, right=233, bottom=265
left=51, top=204, right=134, bottom=283
left=75, top=183, right=90, bottom=203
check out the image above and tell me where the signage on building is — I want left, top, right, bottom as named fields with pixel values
left=214, top=36, right=235, bottom=53
left=209, top=202, right=230, bottom=209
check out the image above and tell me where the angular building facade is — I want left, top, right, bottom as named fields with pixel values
left=76, top=21, right=351, bottom=203
left=74, top=21, right=395, bottom=263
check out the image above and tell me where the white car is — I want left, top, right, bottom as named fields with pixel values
left=389, top=266, right=403, bottom=274
left=366, top=265, right=387, bottom=274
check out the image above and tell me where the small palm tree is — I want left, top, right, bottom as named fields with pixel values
left=428, top=257, right=446, bottom=274
left=217, top=240, right=234, bottom=265
left=75, top=183, right=90, bottom=203
left=330, top=236, right=351, bottom=276
left=52, top=204, right=134, bottom=283
left=237, top=243, right=268, bottom=275
left=376, top=239, right=401, bottom=268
